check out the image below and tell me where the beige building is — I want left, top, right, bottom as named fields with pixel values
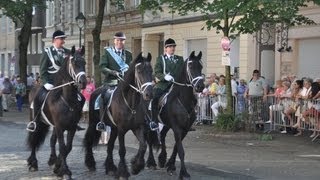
left=43, top=1, right=319, bottom=86
left=0, top=15, right=16, bottom=77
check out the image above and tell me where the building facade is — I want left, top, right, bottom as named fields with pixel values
left=0, top=15, right=16, bottom=77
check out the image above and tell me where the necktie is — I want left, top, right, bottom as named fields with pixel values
left=117, top=51, right=121, bottom=56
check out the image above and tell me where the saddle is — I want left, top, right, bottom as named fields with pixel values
left=94, top=87, right=116, bottom=110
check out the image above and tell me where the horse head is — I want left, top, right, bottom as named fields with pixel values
left=134, top=52, right=153, bottom=100
left=69, top=46, right=87, bottom=89
left=186, top=51, right=205, bottom=93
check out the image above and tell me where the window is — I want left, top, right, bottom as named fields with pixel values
left=32, top=34, right=36, bottom=54
left=1, top=17, right=6, bottom=33
left=38, top=33, right=42, bottom=53
left=87, top=0, right=96, bottom=15
left=134, top=0, right=141, bottom=7
left=8, top=18, right=13, bottom=33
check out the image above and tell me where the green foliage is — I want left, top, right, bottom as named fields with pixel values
left=0, top=0, right=46, bottom=25
left=139, top=0, right=318, bottom=36
left=215, top=113, right=241, bottom=132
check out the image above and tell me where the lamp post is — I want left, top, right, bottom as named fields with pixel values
left=75, top=12, right=86, bottom=48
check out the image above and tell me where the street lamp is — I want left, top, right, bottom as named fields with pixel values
left=75, top=12, right=86, bottom=48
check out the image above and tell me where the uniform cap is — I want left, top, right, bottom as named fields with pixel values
left=114, top=32, right=126, bottom=40
left=52, top=30, right=67, bottom=39
left=164, top=38, right=176, bottom=48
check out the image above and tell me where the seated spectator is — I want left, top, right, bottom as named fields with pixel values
left=211, top=77, right=226, bottom=117
left=293, top=78, right=313, bottom=136
left=301, top=82, right=320, bottom=138
left=266, top=80, right=284, bottom=123
left=283, top=79, right=303, bottom=128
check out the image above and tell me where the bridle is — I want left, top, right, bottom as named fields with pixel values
left=173, top=58, right=204, bottom=88
left=116, top=62, right=153, bottom=95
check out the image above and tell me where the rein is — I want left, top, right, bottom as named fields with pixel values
left=171, top=58, right=204, bottom=88
left=115, top=62, right=153, bottom=94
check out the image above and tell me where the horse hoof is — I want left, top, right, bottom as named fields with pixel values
left=28, top=166, right=38, bottom=172
left=180, top=176, right=191, bottom=180
left=147, top=165, right=157, bottom=170
left=62, top=174, right=73, bottom=180
left=167, top=170, right=174, bottom=176
left=107, top=171, right=116, bottom=176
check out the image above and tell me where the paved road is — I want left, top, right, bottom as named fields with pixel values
left=0, top=109, right=320, bottom=180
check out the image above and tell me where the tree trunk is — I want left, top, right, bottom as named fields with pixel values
left=92, top=0, right=106, bottom=87
left=18, top=7, right=33, bottom=85
left=223, top=9, right=233, bottom=114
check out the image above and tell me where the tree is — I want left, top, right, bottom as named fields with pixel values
left=92, top=0, right=107, bottom=87
left=139, top=0, right=319, bottom=113
left=0, top=0, right=45, bottom=84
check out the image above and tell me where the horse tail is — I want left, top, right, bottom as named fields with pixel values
left=146, top=128, right=160, bottom=152
left=26, top=119, right=50, bottom=151
left=83, top=88, right=103, bottom=150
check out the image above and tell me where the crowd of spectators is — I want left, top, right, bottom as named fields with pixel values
left=197, top=71, right=320, bottom=138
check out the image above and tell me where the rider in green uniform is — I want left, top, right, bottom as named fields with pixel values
left=150, top=38, right=184, bottom=130
left=27, top=30, right=84, bottom=131
left=96, top=32, right=133, bottom=131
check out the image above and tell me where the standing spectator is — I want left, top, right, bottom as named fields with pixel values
left=244, top=70, right=268, bottom=124
left=81, top=76, right=96, bottom=122
left=237, top=79, right=247, bottom=113
left=27, top=73, right=35, bottom=90
left=14, top=77, right=26, bottom=112
left=2, top=76, right=14, bottom=112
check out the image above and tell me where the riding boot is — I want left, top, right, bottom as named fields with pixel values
left=26, top=87, right=48, bottom=132
left=150, top=98, right=160, bottom=131
left=96, top=89, right=110, bottom=132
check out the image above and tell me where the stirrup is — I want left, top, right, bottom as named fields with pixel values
left=96, top=122, right=106, bottom=132
left=149, top=121, right=159, bottom=131
left=26, top=121, right=37, bottom=132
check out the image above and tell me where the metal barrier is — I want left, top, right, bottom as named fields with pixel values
left=196, top=94, right=320, bottom=141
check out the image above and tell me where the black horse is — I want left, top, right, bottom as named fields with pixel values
left=147, top=51, right=205, bottom=180
left=26, top=46, right=87, bottom=179
left=83, top=52, right=154, bottom=179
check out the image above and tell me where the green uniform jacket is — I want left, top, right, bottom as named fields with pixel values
left=99, top=47, right=132, bottom=85
left=154, top=54, right=184, bottom=91
left=40, top=46, right=70, bottom=85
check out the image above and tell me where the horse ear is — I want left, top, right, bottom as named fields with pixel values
left=147, top=52, right=152, bottom=62
left=71, top=46, right=75, bottom=55
left=190, top=51, right=195, bottom=58
left=135, top=52, right=143, bottom=63
left=80, top=45, right=85, bottom=56
left=197, top=51, right=202, bottom=59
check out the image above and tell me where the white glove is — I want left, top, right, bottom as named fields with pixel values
left=44, top=83, right=54, bottom=90
left=164, top=74, right=174, bottom=82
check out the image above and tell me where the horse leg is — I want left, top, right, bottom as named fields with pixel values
left=158, top=126, right=170, bottom=168
left=170, top=128, right=190, bottom=180
left=48, top=129, right=57, bottom=166
left=27, top=120, right=50, bottom=171
left=131, top=127, right=147, bottom=175
left=146, top=142, right=156, bottom=169
left=117, top=130, right=130, bottom=179
left=84, top=109, right=102, bottom=171
left=54, top=129, right=74, bottom=179
left=27, top=146, right=38, bottom=171
left=104, top=127, right=118, bottom=176
left=166, top=129, right=189, bottom=175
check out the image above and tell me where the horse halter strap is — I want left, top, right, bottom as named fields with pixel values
left=68, top=56, right=86, bottom=84
left=134, top=63, right=153, bottom=94
left=173, top=59, right=204, bottom=88
left=116, top=62, right=153, bottom=94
